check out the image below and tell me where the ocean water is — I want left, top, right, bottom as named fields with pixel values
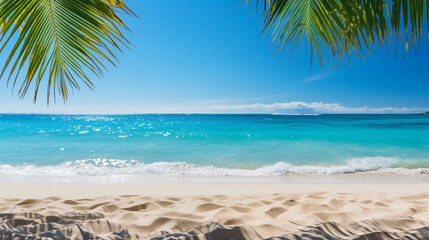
left=0, top=114, right=428, bottom=179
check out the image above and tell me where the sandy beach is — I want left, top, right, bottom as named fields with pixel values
left=1, top=0, right=429, bottom=238
left=1, top=182, right=429, bottom=239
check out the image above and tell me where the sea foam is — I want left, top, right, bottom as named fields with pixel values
left=0, top=157, right=427, bottom=177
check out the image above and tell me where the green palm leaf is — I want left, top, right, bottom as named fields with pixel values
left=1, top=0, right=427, bottom=103
left=253, top=0, right=428, bottom=69
left=0, top=0, right=133, bottom=103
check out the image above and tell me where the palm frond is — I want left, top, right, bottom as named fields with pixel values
left=103, top=0, right=136, bottom=16
left=0, top=0, right=133, bottom=103
left=386, top=0, right=428, bottom=55
left=253, top=0, right=428, bottom=68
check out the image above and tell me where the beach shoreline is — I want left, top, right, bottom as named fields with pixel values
left=0, top=172, right=429, bottom=185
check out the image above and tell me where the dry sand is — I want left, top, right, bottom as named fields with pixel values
left=1, top=182, right=429, bottom=239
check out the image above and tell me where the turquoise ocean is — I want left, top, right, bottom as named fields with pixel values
left=0, top=114, right=428, bottom=179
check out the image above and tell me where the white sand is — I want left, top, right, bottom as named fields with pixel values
left=1, top=182, right=429, bottom=239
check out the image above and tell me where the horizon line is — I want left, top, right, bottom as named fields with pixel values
left=0, top=112, right=426, bottom=115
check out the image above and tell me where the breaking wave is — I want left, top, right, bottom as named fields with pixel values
left=0, top=157, right=428, bottom=177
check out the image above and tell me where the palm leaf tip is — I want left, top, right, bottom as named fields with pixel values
left=250, top=0, right=429, bottom=69
left=0, top=0, right=134, bottom=104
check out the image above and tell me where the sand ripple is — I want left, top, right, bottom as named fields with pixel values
left=1, top=192, right=429, bottom=239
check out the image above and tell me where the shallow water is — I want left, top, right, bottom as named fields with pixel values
left=0, top=114, right=428, bottom=178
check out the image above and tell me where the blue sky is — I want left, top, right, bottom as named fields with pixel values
left=0, top=0, right=428, bottom=114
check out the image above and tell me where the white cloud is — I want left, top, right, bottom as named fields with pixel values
left=306, top=72, right=336, bottom=82
left=208, top=101, right=428, bottom=114
left=2, top=101, right=426, bottom=114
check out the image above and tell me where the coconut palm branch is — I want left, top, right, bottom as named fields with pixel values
left=254, top=0, right=429, bottom=68
left=1, top=1, right=428, bottom=102
left=0, top=0, right=134, bottom=103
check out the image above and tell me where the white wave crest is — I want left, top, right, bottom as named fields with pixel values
left=0, top=157, right=428, bottom=177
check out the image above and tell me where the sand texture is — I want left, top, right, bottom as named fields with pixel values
left=1, top=184, right=429, bottom=239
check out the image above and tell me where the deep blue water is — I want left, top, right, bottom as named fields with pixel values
left=0, top=114, right=428, bottom=177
